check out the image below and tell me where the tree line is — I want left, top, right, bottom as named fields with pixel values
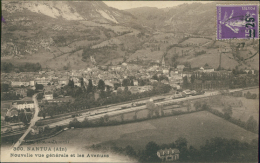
left=38, top=80, right=172, bottom=119
left=5, top=109, right=32, bottom=125
left=66, top=100, right=206, bottom=129
left=1, top=92, right=21, bottom=101
left=206, top=105, right=258, bottom=134
left=90, top=137, right=257, bottom=162
left=1, top=62, right=42, bottom=73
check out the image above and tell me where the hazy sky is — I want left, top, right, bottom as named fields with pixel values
left=103, top=1, right=210, bottom=10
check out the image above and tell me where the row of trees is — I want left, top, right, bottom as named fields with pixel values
left=194, top=50, right=206, bottom=57
left=5, top=109, right=32, bottom=125
left=39, top=82, right=171, bottom=119
left=1, top=83, right=10, bottom=92
left=1, top=92, right=21, bottom=101
left=1, top=62, right=42, bottom=73
left=67, top=100, right=206, bottom=129
left=151, top=74, right=169, bottom=82
left=229, top=75, right=258, bottom=89
left=43, top=81, right=172, bottom=118
left=91, top=137, right=257, bottom=162
left=244, top=91, right=258, bottom=99
left=207, top=106, right=258, bottom=133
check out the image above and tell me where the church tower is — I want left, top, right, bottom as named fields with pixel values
left=161, top=56, right=165, bottom=67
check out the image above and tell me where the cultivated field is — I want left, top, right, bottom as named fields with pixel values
left=180, top=38, right=211, bottom=46
left=210, top=88, right=259, bottom=122
left=128, top=49, right=163, bottom=62
left=41, top=111, right=258, bottom=151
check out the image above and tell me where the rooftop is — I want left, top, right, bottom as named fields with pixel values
left=157, top=148, right=180, bottom=156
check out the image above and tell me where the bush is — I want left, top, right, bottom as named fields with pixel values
left=245, top=91, right=257, bottom=99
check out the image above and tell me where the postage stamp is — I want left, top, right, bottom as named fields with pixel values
left=217, top=4, right=259, bottom=40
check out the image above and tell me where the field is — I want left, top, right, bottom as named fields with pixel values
left=178, top=49, right=241, bottom=69
left=127, top=49, right=163, bottom=62
left=40, top=111, right=258, bottom=151
left=210, top=88, right=259, bottom=122
left=180, top=38, right=211, bottom=46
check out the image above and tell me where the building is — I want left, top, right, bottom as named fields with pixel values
left=12, top=101, right=34, bottom=110
left=163, top=68, right=170, bottom=75
left=74, top=82, right=81, bottom=87
left=31, top=126, right=45, bottom=135
left=161, top=56, right=166, bottom=67
left=15, top=88, right=27, bottom=97
left=35, top=77, right=51, bottom=85
left=104, top=80, right=114, bottom=90
left=29, top=80, right=35, bottom=86
left=128, top=85, right=153, bottom=94
left=44, top=89, right=53, bottom=100
left=58, top=79, right=68, bottom=85
left=177, top=65, right=185, bottom=72
left=133, top=80, right=139, bottom=86
left=11, top=81, right=30, bottom=87
left=44, top=93, right=53, bottom=100
left=157, top=148, right=180, bottom=162
left=245, top=69, right=254, bottom=74
left=41, top=96, right=74, bottom=103
left=200, top=66, right=214, bottom=73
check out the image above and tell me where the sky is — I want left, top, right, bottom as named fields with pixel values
left=103, top=1, right=210, bottom=10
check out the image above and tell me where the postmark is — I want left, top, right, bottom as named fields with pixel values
left=217, top=4, right=259, bottom=40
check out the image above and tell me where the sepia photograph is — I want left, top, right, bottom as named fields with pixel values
left=1, top=1, right=259, bottom=162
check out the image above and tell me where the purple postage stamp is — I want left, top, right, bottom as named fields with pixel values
left=217, top=4, right=259, bottom=40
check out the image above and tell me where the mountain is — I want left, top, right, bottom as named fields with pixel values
left=1, top=1, right=139, bottom=69
left=1, top=1, right=259, bottom=70
left=2, top=1, right=135, bottom=23
left=125, top=3, right=217, bottom=35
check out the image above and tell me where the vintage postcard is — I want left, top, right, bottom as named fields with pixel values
left=1, top=1, right=259, bottom=162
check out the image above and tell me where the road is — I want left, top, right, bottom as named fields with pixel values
left=47, top=88, right=250, bottom=128
left=47, top=91, right=220, bottom=128
left=12, top=94, right=41, bottom=148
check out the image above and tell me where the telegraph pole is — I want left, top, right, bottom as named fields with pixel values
left=219, top=45, right=222, bottom=70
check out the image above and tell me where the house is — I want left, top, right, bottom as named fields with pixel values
left=128, top=85, right=153, bottom=94
left=157, top=148, right=180, bottom=162
left=12, top=101, right=34, bottom=110
left=35, top=77, right=51, bottom=85
left=15, top=88, right=27, bottom=97
left=161, top=79, right=169, bottom=84
left=133, top=80, right=139, bottom=86
left=58, top=79, right=68, bottom=85
left=44, top=91, right=53, bottom=100
left=31, top=126, right=45, bottom=135
left=245, top=69, right=254, bottom=74
left=200, top=66, right=214, bottom=73
left=117, top=87, right=125, bottom=92
left=170, top=83, right=181, bottom=90
left=41, top=96, right=74, bottom=103
left=5, top=108, right=19, bottom=117
left=104, top=80, right=114, bottom=90
left=74, top=82, right=81, bottom=87
left=177, top=65, right=185, bottom=72
left=163, top=68, right=170, bottom=75
left=170, top=70, right=178, bottom=77
left=39, top=71, right=46, bottom=74
left=29, top=81, right=35, bottom=86
left=31, top=126, right=40, bottom=135
left=11, top=81, right=30, bottom=87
